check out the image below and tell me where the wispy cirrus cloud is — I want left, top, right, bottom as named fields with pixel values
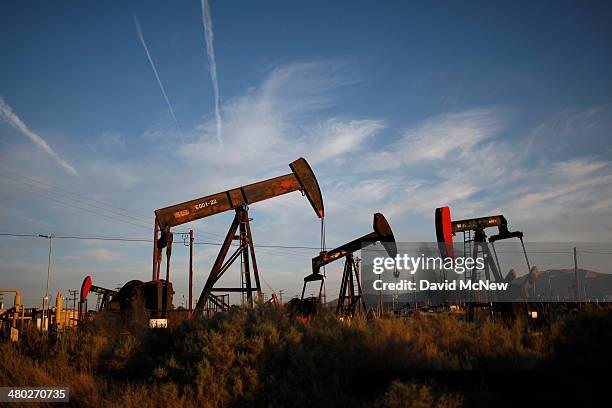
left=0, top=96, right=77, bottom=175
left=362, top=109, right=505, bottom=171
left=178, top=60, right=379, bottom=171
left=335, top=106, right=612, bottom=241
left=133, top=15, right=180, bottom=129
left=201, top=0, right=223, bottom=146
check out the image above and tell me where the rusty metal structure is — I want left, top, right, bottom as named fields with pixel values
left=79, top=275, right=174, bottom=321
left=435, top=206, right=529, bottom=283
left=301, top=213, right=397, bottom=317
left=153, top=158, right=324, bottom=313
left=435, top=206, right=531, bottom=320
left=0, top=289, right=23, bottom=341
left=80, top=276, right=118, bottom=313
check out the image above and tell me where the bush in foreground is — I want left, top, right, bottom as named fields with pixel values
left=1, top=306, right=609, bottom=407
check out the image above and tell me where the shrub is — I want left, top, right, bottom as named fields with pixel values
left=2, top=305, right=609, bottom=407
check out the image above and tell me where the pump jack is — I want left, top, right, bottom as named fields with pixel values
left=435, top=206, right=530, bottom=283
left=79, top=275, right=118, bottom=315
left=301, top=213, right=397, bottom=317
left=153, top=158, right=324, bottom=314
left=435, top=206, right=531, bottom=319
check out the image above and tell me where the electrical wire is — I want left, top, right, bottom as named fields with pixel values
left=0, top=167, right=151, bottom=224
left=0, top=168, right=232, bottom=241
left=0, top=178, right=151, bottom=230
left=0, top=232, right=323, bottom=253
left=6, top=232, right=611, bottom=256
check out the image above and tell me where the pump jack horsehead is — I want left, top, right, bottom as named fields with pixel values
left=301, top=213, right=397, bottom=318
left=153, top=158, right=324, bottom=313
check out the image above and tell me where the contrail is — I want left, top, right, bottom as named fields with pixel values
left=133, top=15, right=180, bottom=129
left=201, top=0, right=223, bottom=146
left=0, top=96, right=77, bottom=175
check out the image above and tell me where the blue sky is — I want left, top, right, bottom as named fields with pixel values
left=1, top=0, right=611, bottom=306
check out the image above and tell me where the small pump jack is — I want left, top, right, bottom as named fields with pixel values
left=435, top=206, right=531, bottom=320
left=79, top=275, right=118, bottom=315
left=301, top=213, right=397, bottom=318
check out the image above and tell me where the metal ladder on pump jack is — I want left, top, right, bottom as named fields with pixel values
left=463, top=230, right=474, bottom=285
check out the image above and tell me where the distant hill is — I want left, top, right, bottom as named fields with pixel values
left=512, top=268, right=612, bottom=301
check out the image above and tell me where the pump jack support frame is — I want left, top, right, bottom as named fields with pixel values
left=195, top=205, right=261, bottom=312
left=336, top=254, right=366, bottom=317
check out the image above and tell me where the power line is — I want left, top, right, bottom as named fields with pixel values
left=193, top=241, right=320, bottom=250
left=0, top=233, right=39, bottom=238
left=1, top=178, right=152, bottom=230
left=5, top=232, right=612, bottom=255
left=0, top=168, right=239, bottom=241
left=0, top=232, right=150, bottom=242
left=0, top=232, right=323, bottom=252
left=0, top=166, right=151, bottom=223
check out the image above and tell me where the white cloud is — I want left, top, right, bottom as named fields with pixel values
left=362, top=109, right=504, bottom=171
left=309, top=119, right=384, bottom=163
left=178, top=60, right=379, bottom=171
left=327, top=107, right=612, bottom=242
left=0, top=96, right=77, bottom=175
left=83, top=248, right=116, bottom=262
left=200, top=0, right=223, bottom=146
left=133, top=15, right=180, bottom=130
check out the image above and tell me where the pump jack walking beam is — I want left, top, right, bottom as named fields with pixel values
left=153, top=158, right=324, bottom=313
left=301, top=213, right=397, bottom=317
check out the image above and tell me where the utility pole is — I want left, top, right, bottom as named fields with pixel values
left=68, top=289, right=77, bottom=311
left=574, top=247, right=581, bottom=305
left=39, top=233, right=55, bottom=330
left=189, top=229, right=194, bottom=316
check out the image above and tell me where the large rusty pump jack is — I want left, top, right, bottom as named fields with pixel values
left=301, top=213, right=397, bottom=317
left=154, top=158, right=324, bottom=313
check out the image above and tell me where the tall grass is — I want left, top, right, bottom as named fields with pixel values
left=0, top=306, right=609, bottom=407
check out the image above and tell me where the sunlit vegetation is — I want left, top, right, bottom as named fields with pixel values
left=1, top=306, right=610, bottom=407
